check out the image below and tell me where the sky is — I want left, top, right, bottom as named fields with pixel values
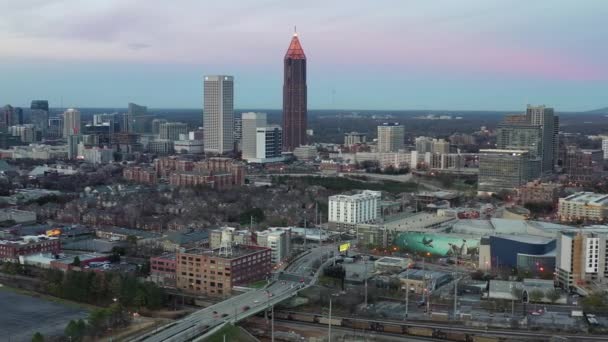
left=0, top=0, right=607, bottom=111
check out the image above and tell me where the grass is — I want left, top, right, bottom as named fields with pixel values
left=204, top=323, right=255, bottom=342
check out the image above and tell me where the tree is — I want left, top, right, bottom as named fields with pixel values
left=582, top=292, right=608, bottom=313
left=31, top=332, right=44, bottom=342
left=72, top=256, right=81, bottom=267
left=529, top=289, right=545, bottom=303
left=546, top=289, right=561, bottom=304
left=65, top=320, right=85, bottom=341
left=511, top=286, right=523, bottom=301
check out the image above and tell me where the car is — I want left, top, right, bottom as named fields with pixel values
left=300, top=278, right=305, bottom=283
left=221, top=313, right=228, bottom=318
left=213, top=311, right=218, bottom=314
left=253, top=300, right=260, bottom=304
left=242, top=306, right=250, bottom=311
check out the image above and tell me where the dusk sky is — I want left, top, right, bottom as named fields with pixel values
left=0, top=0, right=606, bottom=111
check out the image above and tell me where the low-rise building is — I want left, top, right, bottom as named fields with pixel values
left=150, top=253, right=177, bottom=288
left=518, top=181, right=561, bottom=206
left=209, top=227, right=252, bottom=249
left=0, top=236, right=61, bottom=262
left=328, top=190, right=381, bottom=230
left=95, top=227, right=161, bottom=245
left=174, top=140, right=204, bottom=154
left=161, top=230, right=209, bottom=252
left=123, top=167, right=158, bottom=184
left=558, top=192, right=608, bottom=223
left=398, top=269, right=452, bottom=294
left=374, top=256, right=412, bottom=273
left=176, top=245, right=271, bottom=297
left=293, top=145, right=317, bottom=160
left=256, top=227, right=291, bottom=264
left=0, top=209, right=36, bottom=224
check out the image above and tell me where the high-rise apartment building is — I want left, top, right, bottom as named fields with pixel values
left=204, top=75, right=234, bottom=154
left=62, top=108, right=81, bottom=137
left=282, top=32, right=307, bottom=152
left=30, top=100, right=49, bottom=137
left=1, top=105, right=14, bottom=129
left=415, top=136, right=433, bottom=153
left=603, top=138, right=608, bottom=160
left=152, top=119, right=168, bottom=135
left=159, top=122, right=188, bottom=141
left=256, top=227, right=291, bottom=264
left=526, top=105, right=558, bottom=173
left=477, top=149, right=538, bottom=194
left=561, top=148, right=603, bottom=183
left=344, top=132, right=366, bottom=146
left=377, top=123, right=405, bottom=152
left=556, top=231, right=608, bottom=292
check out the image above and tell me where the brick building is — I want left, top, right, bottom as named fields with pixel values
left=0, top=237, right=61, bottom=262
left=176, top=245, right=271, bottom=297
left=150, top=253, right=177, bottom=288
left=518, top=181, right=561, bottom=206
left=123, top=167, right=157, bottom=184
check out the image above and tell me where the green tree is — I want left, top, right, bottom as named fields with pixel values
left=88, top=308, right=109, bottom=335
left=511, top=286, right=523, bottom=301
left=529, top=289, right=545, bottom=303
left=65, top=320, right=83, bottom=341
left=31, top=332, right=44, bottom=342
left=546, top=289, right=561, bottom=304
left=582, top=292, right=608, bottom=313
left=72, top=256, right=81, bottom=267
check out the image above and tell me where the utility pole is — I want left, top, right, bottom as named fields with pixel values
left=404, top=270, right=409, bottom=320
left=271, top=304, right=275, bottom=342
left=328, top=297, right=332, bottom=342
left=364, top=256, right=368, bottom=307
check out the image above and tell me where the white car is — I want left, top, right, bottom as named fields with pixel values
left=253, top=300, right=260, bottom=304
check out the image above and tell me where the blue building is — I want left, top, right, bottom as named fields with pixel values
left=489, top=234, right=555, bottom=272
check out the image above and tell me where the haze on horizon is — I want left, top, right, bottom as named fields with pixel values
left=0, top=0, right=606, bottom=112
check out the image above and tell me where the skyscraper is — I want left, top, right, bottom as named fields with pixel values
left=62, top=108, right=81, bottom=137
left=526, top=105, right=557, bottom=173
left=159, top=122, right=188, bottom=141
left=1, top=105, right=14, bottom=130
left=377, top=123, right=405, bottom=152
left=203, top=75, right=234, bottom=154
left=127, top=102, right=148, bottom=133
left=241, top=112, right=267, bottom=161
left=30, top=100, right=49, bottom=137
left=282, top=31, right=307, bottom=152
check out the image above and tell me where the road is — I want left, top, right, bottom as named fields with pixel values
left=132, top=245, right=336, bottom=342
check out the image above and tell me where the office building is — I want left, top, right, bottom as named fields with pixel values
left=282, top=32, right=307, bottom=152
left=9, top=124, right=36, bottom=143
left=602, top=138, right=608, bottom=160
left=174, top=140, right=204, bottom=154
left=558, top=192, right=608, bottom=223
left=253, top=126, right=283, bottom=163
left=62, top=108, right=81, bottom=137
left=241, top=112, right=267, bottom=161
left=518, top=181, right=561, bottom=206
left=329, top=190, right=381, bottom=230
left=496, top=122, right=543, bottom=158
left=151, top=119, right=167, bottom=135
left=293, top=145, right=317, bottom=160
left=125, top=102, right=148, bottom=133
left=47, top=117, right=63, bottom=139
left=256, top=227, right=291, bottom=264
left=478, top=149, right=538, bottom=194
left=30, top=100, right=49, bottom=137
left=176, top=245, right=271, bottom=296
left=561, top=148, right=603, bottom=183
left=159, top=122, right=188, bottom=141
left=377, top=123, right=404, bottom=152
left=147, top=139, right=174, bottom=155
left=0, top=236, right=61, bottom=262
left=415, top=136, right=433, bottom=154
left=344, top=132, right=367, bottom=146
left=526, top=105, right=558, bottom=173
left=233, top=116, right=242, bottom=150
left=431, top=139, right=450, bottom=154
left=556, top=231, right=608, bottom=293
left=209, top=227, right=252, bottom=249
left=1, top=105, right=14, bottom=129
left=203, top=75, right=234, bottom=154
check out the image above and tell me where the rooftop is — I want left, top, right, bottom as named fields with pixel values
left=97, top=226, right=161, bottom=239
left=285, top=34, right=306, bottom=60
left=398, top=269, right=449, bottom=281
left=562, top=192, right=608, bottom=205
left=181, top=245, right=269, bottom=259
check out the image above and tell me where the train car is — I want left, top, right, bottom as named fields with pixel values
left=445, top=331, right=468, bottom=342
left=318, top=317, right=342, bottom=326
left=342, top=319, right=372, bottom=330
left=274, top=311, right=291, bottom=320
left=382, top=323, right=405, bottom=334
left=407, top=326, right=434, bottom=337
left=290, top=313, right=318, bottom=323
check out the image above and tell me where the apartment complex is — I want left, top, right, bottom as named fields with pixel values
left=556, top=231, right=608, bottom=293
left=328, top=190, right=381, bottom=230
left=62, top=108, right=81, bottom=137
left=377, top=123, right=404, bottom=152
left=344, top=132, right=366, bottom=146
left=159, top=122, right=188, bottom=141
left=561, top=148, right=603, bottom=183
left=518, top=181, right=561, bottom=205
left=203, top=75, right=234, bottom=154
left=176, top=245, right=271, bottom=296
left=558, top=192, right=608, bottom=223
left=477, top=149, right=538, bottom=194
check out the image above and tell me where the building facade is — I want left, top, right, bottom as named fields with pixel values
left=256, top=227, right=291, bottom=264
left=556, top=231, right=608, bottom=293
left=62, top=108, right=81, bottom=137
left=558, top=192, right=608, bottom=223
left=282, top=32, right=307, bottom=152
left=329, top=190, right=381, bottom=229
left=478, top=149, right=538, bottom=194
left=204, top=75, right=234, bottom=154
left=377, top=123, right=405, bottom=153
left=159, top=122, right=188, bottom=141
left=176, top=246, right=271, bottom=296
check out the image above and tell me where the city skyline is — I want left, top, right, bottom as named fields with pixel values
left=0, top=0, right=607, bottom=111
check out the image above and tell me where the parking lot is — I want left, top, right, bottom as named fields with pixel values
left=0, top=287, right=88, bottom=341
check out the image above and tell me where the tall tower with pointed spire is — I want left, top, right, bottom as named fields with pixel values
left=282, top=30, right=307, bottom=152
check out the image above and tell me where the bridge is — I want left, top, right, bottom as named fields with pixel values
left=131, top=245, right=336, bottom=342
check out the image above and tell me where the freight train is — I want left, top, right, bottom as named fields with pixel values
left=272, top=311, right=512, bottom=342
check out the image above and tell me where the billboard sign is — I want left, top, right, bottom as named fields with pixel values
left=339, top=243, right=351, bottom=252
left=394, top=232, right=479, bottom=257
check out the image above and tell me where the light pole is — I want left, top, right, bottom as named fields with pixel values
left=328, top=297, right=332, bottom=342
left=271, top=304, right=275, bottom=342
